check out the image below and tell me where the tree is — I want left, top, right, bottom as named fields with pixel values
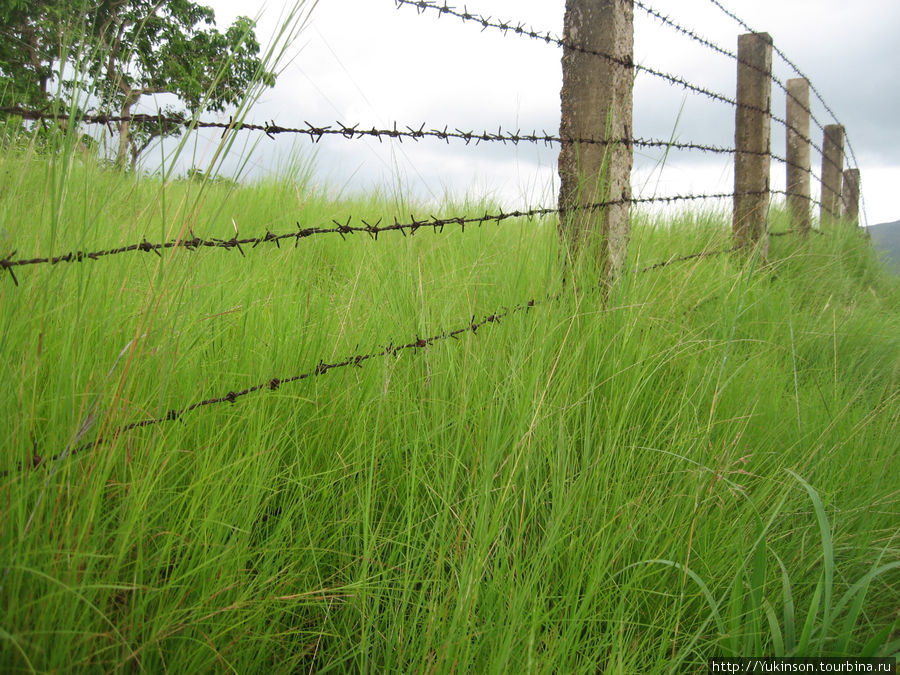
left=0, top=1, right=275, bottom=168
left=0, top=0, right=71, bottom=107
left=92, top=1, right=275, bottom=168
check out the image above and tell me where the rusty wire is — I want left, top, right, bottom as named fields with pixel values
left=4, top=222, right=816, bottom=479
left=1, top=103, right=826, bottom=180
left=1, top=190, right=799, bottom=284
left=638, top=243, right=745, bottom=272
left=0, top=106, right=830, bottom=212
left=0, top=205, right=561, bottom=284
left=0, top=105, right=761, bottom=154
left=2, top=298, right=543, bottom=477
left=638, top=226, right=822, bottom=274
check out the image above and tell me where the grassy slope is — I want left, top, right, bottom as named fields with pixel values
left=1, top=147, right=898, bottom=673
left=867, top=221, right=900, bottom=273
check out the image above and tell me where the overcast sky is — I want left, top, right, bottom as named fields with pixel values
left=191, top=0, right=900, bottom=225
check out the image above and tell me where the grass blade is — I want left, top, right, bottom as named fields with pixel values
left=795, top=576, right=823, bottom=656
left=772, top=552, right=796, bottom=654
left=788, top=470, right=834, bottom=642
left=762, top=597, right=785, bottom=657
left=859, top=620, right=898, bottom=658
left=618, top=559, right=726, bottom=637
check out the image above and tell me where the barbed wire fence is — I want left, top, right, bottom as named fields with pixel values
left=2, top=0, right=865, bottom=477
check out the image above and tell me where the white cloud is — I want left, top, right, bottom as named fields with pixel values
left=195, top=0, right=897, bottom=225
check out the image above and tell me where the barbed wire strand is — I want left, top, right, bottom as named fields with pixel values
left=0, top=105, right=808, bottom=161
left=1, top=296, right=546, bottom=478
left=1, top=190, right=814, bottom=283
left=0, top=104, right=837, bottom=201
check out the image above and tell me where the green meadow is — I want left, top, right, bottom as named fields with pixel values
left=1, top=127, right=898, bottom=672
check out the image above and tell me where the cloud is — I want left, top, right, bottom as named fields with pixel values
left=197, top=0, right=898, bottom=224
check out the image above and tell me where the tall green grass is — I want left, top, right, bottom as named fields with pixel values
left=1, top=131, right=898, bottom=671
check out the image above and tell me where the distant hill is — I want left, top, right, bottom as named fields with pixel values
left=866, top=220, right=900, bottom=273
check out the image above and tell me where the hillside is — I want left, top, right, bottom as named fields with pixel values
left=868, top=220, right=900, bottom=272
left=1, top=149, right=898, bottom=672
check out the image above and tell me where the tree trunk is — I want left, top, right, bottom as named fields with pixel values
left=116, top=100, right=133, bottom=168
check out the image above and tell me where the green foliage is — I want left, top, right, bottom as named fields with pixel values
left=634, top=473, right=899, bottom=666
left=0, top=0, right=70, bottom=107
left=0, top=142, right=897, bottom=671
left=0, top=0, right=275, bottom=167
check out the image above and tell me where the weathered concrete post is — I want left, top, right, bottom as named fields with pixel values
left=842, top=168, right=861, bottom=227
left=733, top=32, right=773, bottom=258
left=786, top=78, right=811, bottom=233
left=820, top=124, right=844, bottom=226
left=558, top=0, right=634, bottom=286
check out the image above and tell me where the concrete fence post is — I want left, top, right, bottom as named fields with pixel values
left=842, top=168, right=860, bottom=227
left=820, top=124, right=845, bottom=226
left=558, top=0, right=634, bottom=286
left=786, top=78, right=811, bottom=233
left=733, top=32, right=773, bottom=257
